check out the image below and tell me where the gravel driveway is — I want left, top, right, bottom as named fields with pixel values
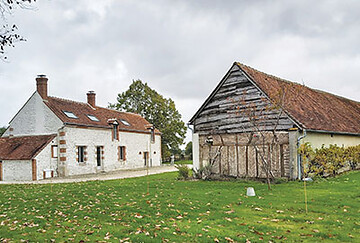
left=0, top=165, right=181, bottom=185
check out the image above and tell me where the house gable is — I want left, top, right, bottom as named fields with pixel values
left=2, top=92, right=63, bottom=137
left=191, top=64, right=295, bottom=135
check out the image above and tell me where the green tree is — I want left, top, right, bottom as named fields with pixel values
left=185, top=141, right=192, bottom=159
left=110, top=80, right=187, bottom=161
left=0, top=126, right=6, bottom=136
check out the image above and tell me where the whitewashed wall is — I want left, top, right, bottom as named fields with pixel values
left=192, top=133, right=200, bottom=171
left=62, top=126, right=161, bottom=176
left=2, top=160, right=32, bottom=181
left=2, top=92, right=63, bottom=137
left=35, top=137, right=58, bottom=180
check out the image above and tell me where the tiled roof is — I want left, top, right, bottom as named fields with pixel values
left=237, top=62, right=360, bottom=135
left=0, top=134, right=56, bottom=160
left=44, top=97, right=160, bottom=134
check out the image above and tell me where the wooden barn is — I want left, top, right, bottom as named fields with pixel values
left=189, top=62, right=360, bottom=180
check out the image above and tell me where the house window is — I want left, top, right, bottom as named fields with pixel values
left=120, top=119, right=130, bottom=126
left=63, top=111, right=78, bottom=119
left=119, top=146, right=126, bottom=161
left=111, top=120, right=119, bottom=141
left=151, top=129, right=155, bottom=143
left=77, top=146, right=86, bottom=163
left=113, top=124, right=119, bottom=140
left=87, top=114, right=99, bottom=122
left=51, top=145, right=58, bottom=158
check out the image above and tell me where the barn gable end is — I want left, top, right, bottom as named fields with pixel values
left=191, top=64, right=295, bottom=135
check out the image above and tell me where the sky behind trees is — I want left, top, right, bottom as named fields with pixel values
left=1, top=0, right=359, bottom=144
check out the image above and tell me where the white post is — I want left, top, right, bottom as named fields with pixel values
left=192, top=133, right=200, bottom=171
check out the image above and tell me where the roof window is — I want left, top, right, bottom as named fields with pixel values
left=120, top=119, right=131, bottom=126
left=63, top=111, right=78, bottom=119
left=87, top=114, right=99, bottom=122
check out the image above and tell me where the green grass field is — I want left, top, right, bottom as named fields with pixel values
left=162, top=160, right=193, bottom=165
left=0, top=171, right=359, bottom=242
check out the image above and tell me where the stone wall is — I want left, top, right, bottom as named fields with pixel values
left=58, top=126, right=161, bottom=177
left=2, top=160, right=33, bottom=181
left=2, top=92, right=62, bottom=137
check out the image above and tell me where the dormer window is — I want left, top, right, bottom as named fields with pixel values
left=63, top=111, right=78, bottom=119
left=112, top=120, right=119, bottom=140
left=87, top=114, right=99, bottom=122
left=120, top=119, right=130, bottom=126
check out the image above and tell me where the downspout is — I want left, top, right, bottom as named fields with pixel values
left=296, top=129, right=307, bottom=180
left=187, top=123, right=193, bottom=133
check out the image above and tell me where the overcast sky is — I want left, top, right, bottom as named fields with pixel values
left=1, top=0, right=359, bottom=145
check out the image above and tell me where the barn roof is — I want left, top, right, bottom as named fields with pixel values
left=0, top=134, right=56, bottom=160
left=44, top=97, right=160, bottom=134
left=190, top=62, right=360, bottom=135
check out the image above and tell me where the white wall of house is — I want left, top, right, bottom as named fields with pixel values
left=2, top=92, right=63, bottom=137
left=2, top=160, right=32, bottom=181
left=61, top=126, right=161, bottom=176
left=35, top=138, right=58, bottom=180
left=302, top=132, right=360, bottom=149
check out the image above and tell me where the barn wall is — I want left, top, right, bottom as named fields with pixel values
left=198, top=132, right=292, bottom=178
left=193, top=65, right=294, bottom=135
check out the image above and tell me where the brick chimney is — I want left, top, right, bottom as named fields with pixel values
left=36, top=74, right=48, bottom=99
left=87, top=91, right=96, bottom=107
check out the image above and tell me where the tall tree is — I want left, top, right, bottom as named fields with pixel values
left=185, top=141, right=192, bottom=159
left=110, top=80, right=187, bottom=160
left=0, top=0, right=36, bottom=60
left=0, top=126, right=6, bottom=137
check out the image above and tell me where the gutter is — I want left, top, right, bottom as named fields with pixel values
left=306, top=129, right=360, bottom=137
left=296, top=129, right=307, bottom=180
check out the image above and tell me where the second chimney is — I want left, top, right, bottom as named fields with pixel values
left=87, top=91, right=96, bottom=107
left=36, top=74, right=48, bottom=99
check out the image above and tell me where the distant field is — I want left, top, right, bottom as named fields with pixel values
left=0, top=170, right=358, bottom=242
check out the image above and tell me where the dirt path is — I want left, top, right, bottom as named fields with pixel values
left=0, top=165, right=180, bottom=185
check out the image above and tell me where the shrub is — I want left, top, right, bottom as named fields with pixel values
left=193, top=164, right=213, bottom=180
left=345, top=145, right=360, bottom=169
left=175, top=164, right=190, bottom=180
left=298, top=143, right=359, bottom=178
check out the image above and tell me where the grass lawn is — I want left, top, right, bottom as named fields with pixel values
left=0, top=171, right=359, bottom=242
left=163, top=160, right=193, bottom=165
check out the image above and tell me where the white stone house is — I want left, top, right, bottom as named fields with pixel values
left=0, top=75, right=162, bottom=181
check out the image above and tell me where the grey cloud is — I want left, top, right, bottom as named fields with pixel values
left=0, top=0, right=359, bottom=144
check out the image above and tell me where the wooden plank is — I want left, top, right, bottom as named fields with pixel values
left=228, top=146, right=237, bottom=177
left=280, top=144, right=285, bottom=177
left=248, top=146, right=256, bottom=177
left=246, top=145, right=249, bottom=176
left=32, top=159, right=37, bottom=181
left=236, top=136, right=239, bottom=177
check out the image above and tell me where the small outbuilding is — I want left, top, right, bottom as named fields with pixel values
left=0, top=135, right=57, bottom=181
left=189, top=62, right=360, bottom=179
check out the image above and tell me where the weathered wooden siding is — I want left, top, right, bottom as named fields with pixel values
left=199, top=133, right=291, bottom=178
left=193, top=65, right=294, bottom=135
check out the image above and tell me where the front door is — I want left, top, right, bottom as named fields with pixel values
left=144, top=152, right=149, bottom=166
left=96, top=146, right=102, bottom=167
